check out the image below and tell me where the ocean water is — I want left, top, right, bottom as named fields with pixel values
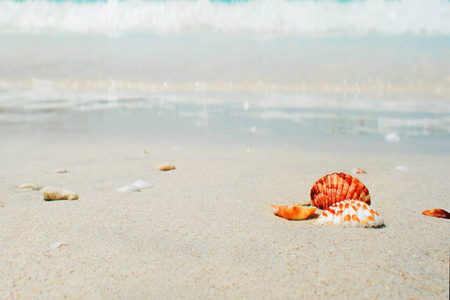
left=1, top=0, right=449, bottom=36
left=0, top=0, right=449, bottom=152
left=1, top=0, right=449, bottom=91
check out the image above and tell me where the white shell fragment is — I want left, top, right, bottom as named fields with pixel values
left=49, top=241, right=68, bottom=249
left=317, top=200, right=384, bottom=228
left=19, top=183, right=38, bottom=190
left=117, top=185, right=141, bottom=192
left=395, top=166, right=409, bottom=172
left=42, top=186, right=79, bottom=201
left=384, top=132, right=400, bottom=143
left=131, top=180, right=155, bottom=189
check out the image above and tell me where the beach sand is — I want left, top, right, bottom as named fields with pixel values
left=1, top=126, right=449, bottom=299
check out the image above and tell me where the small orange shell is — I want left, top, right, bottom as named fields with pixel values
left=159, top=163, right=176, bottom=171
left=351, top=168, right=366, bottom=174
left=422, top=209, right=450, bottom=219
left=310, top=173, right=371, bottom=210
left=271, top=204, right=316, bottom=220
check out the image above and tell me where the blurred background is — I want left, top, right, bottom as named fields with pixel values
left=0, top=0, right=449, bottom=152
left=1, top=0, right=449, bottom=93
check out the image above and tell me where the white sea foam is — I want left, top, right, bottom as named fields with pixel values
left=0, top=0, right=449, bottom=36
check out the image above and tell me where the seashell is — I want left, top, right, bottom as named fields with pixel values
left=422, top=209, right=450, bottom=219
left=131, top=180, right=155, bottom=189
left=271, top=204, right=316, bottom=220
left=351, top=168, right=366, bottom=174
left=53, top=169, right=68, bottom=173
left=42, top=186, right=78, bottom=201
left=49, top=241, right=68, bottom=249
left=117, top=185, right=141, bottom=192
left=19, top=183, right=38, bottom=190
left=317, top=200, right=384, bottom=228
left=310, top=173, right=371, bottom=210
left=159, top=163, right=176, bottom=171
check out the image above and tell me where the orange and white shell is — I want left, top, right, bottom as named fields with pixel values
left=351, top=168, right=366, bottom=174
left=271, top=204, right=316, bottom=220
left=310, top=173, right=371, bottom=209
left=317, top=200, right=384, bottom=228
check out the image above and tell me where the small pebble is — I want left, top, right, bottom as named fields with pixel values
left=117, top=185, right=141, bottom=192
left=132, top=180, right=155, bottom=189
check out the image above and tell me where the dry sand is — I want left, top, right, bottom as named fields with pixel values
left=1, top=135, right=449, bottom=299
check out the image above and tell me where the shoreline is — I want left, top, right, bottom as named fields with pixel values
left=1, top=79, right=450, bottom=98
left=1, top=34, right=449, bottom=97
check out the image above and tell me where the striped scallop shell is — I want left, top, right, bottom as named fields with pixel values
left=317, top=200, right=384, bottom=228
left=310, top=173, right=370, bottom=209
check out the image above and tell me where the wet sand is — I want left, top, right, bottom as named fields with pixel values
left=1, top=130, right=449, bottom=299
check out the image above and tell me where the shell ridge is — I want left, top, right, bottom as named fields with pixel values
left=343, top=174, right=353, bottom=199
left=330, top=174, right=338, bottom=202
left=353, top=181, right=365, bottom=200
left=326, top=175, right=333, bottom=208
left=346, top=177, right=357, bottom=200
left=335, top=173, right=345, bottom=206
